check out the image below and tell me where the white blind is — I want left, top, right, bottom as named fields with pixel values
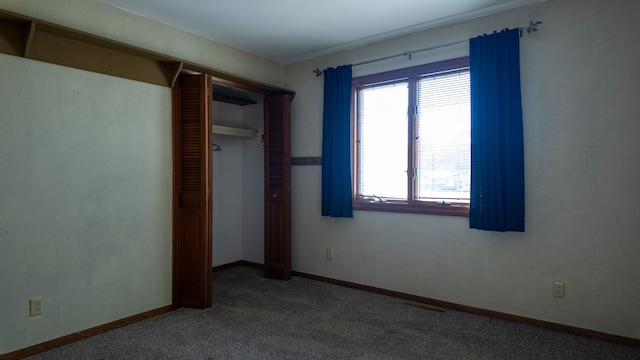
left=415, top=70, right=470, bottom=201
left=357, top=81, right=408, bottom=199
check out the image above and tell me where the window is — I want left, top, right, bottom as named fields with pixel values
left=352, top=57, right=470, bottom=216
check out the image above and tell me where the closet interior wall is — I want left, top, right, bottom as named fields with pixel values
left=212, top=99, right=264, bottom=267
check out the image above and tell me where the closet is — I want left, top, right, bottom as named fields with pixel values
left=173, top=74, right=292, bottom=308
left=211, top=87, right=263, bottom=268
left=212, top=87, right=292, bottom=280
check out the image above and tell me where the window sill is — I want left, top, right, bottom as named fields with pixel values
left=353, top=200, right=469, bottom=217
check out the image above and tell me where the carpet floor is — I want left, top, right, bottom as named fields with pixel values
left=27, top=266, right=640, bottom=359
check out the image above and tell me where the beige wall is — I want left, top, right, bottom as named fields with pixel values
left=0, top=54, right=173, bottom=353
left=284, top=0, right=640, bottom=339
left=1, top=0, right=639, bottom=354
left=0, top=0, right=283, bottom=354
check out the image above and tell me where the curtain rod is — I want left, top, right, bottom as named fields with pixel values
left=313, top=21, right=542, bottom=77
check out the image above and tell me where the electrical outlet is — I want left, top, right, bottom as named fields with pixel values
left=326, top=248, right=334, bottom=260
left=29, top=297, right=43, bottom=317
left=552, top=281, right=565, bottom=298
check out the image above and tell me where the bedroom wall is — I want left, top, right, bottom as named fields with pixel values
left=283, top=0, right=640, bottom=339
left=0, top=0, right=282, bottom=354
left=0, top=54, right=173, bottom=353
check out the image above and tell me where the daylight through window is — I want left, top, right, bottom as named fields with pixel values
left=353, top=57, right=470, bottom=216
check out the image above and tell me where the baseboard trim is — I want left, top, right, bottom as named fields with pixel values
left=292, top=270, right=640, bottom=349
left=213, top=260, right=262, bottom=273
left=9, top=265, right=634, bottom=359
left=1, top=305, right=175, bottom=360
left=240, top=260, right=264, bottom=269
left=212, top=260, right=245, bottom=272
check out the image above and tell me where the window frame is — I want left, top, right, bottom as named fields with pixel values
left=352, top=57, right=471, bottom=217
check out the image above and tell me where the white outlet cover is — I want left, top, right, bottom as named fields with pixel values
left=552, top=281, right=565, bottom=298
left=29, top=297, right=43, bottom=317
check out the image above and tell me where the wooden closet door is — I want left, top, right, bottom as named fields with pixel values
left=172, top=74, right=213, bottom=308
left=264, top=94, right=292, bottom=280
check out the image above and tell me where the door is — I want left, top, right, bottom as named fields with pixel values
left=264, top=94, right=292, bottom=280
left=172, top=74, right=213, bottom=308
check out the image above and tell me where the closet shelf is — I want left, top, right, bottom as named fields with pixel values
left=212, top=125, right=257, bottom=138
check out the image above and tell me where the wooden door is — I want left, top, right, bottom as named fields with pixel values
left=172, top=74, right=213, bottom=308
left=264, top=94, right=292, bottom=280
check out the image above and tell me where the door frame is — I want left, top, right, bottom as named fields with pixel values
left=172, top=72, right=295, bottom=308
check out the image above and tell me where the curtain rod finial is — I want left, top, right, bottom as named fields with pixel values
left=525, top=21, right=543, bottom=34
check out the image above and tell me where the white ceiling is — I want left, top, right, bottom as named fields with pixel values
left=99, top=0, right=542, bottom=64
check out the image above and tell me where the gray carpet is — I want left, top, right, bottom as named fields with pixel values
left=28, top=266, right=639, bottom=359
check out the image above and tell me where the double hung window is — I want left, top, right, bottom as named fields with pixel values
left=352, top=57, right=470, bottom=216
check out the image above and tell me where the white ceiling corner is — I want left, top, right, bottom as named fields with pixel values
left=98, top=0, right=543, bottom=64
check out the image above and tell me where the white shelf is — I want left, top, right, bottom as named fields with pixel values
left=212, top=125, right=257, bottom=138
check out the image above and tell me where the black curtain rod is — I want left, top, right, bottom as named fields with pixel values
left=313, top=21, right=542, bottom=77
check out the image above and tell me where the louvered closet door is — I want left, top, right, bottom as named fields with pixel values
left=173, top=74, right=212, bottom=308
left=264, top=94, right=292, bottom=280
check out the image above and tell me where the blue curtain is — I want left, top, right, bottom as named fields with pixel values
left=322, top=65, right=353, bottom=217
left=469, top=28, right=525, bottom=232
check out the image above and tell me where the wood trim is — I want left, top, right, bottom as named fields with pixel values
left=212, top=260, right=263, bottom=273
left=203, top=75, right=213, bottom=308
left=171, top=82, right=181, bottom=308
left=28, top=23, right=176, bottom=86
left=23, top=21, right=35, bottom=57
left=0, top=17, right=28, bottom=56
left=239, top=260, right=264, bottom=270
left=212, top=261, right=245, bottom=272
left=352, top=57, right=470, bottom=86
left=0, top=9, right=295, bottom=96
left=211, top=76, right=275, bottom=97
left=291, top=157, right=322, bottom=166
left=0, top=305, right=174, bottom=360
left=352, top=200, right=470, bottom=217
left=185, top=66, right=294, bottom=98
left=291, top=271, right=640, bottom=349
left=352, top=57, right=471, bottom=217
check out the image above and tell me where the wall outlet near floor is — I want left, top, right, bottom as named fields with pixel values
left=552, top=281, right=565, bottom=298
left=326, top=248, right=334, bottom=260
left=29, top=297, right=43, bottom=317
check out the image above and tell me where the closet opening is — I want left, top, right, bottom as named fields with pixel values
left=172, top=71, right=293, bottom=307
left=211, top=84, right=265, bottom=270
